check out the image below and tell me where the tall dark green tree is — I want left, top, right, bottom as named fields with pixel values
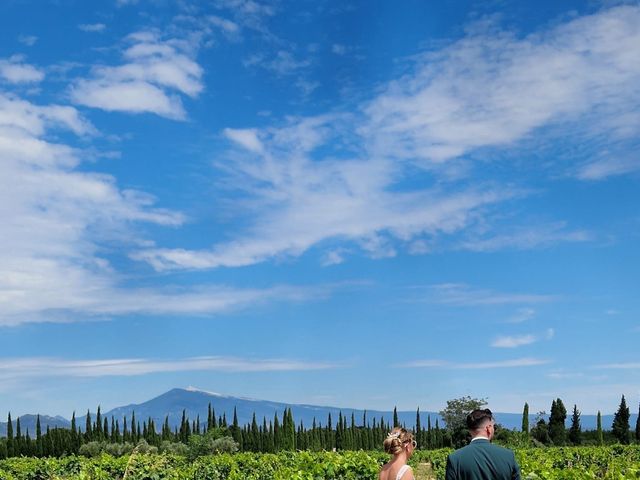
left=612, top=395, right=630, bottom=444
left=596, top=411, right=603, bottom=445
left=415, top=408, right=421, bottom=449
left=35, top=414, right=42, bottom=456
left=635, top=402, right=640, bottom=442
left=522, top=403, right=529, bottom=434
left=549, top=398, right=567, bottom=445
left=393, top=407, right=399, bottom=428
left=7, top=413, right=14, bottom=457
left=85, top=410, right=92, bottom=441
left=568, top=405, right=581, bottom=445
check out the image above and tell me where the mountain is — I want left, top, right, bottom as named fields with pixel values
left=1, top=387, right=637, bottom=436
left=0, top=414, right=69, bottom=437
left=99, top=387, right=441, bottom=432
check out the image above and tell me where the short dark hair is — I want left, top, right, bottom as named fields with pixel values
left=466, top=408, right=493, bottom=430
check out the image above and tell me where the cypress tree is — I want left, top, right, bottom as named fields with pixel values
left=549, top=398, right=567, bottom=445
left=95, top=406, right=102, bottom=440
left=393, top=407, right=399, bottom=428
left=251, top=413, right=260, bottom=452
left=131, top=411, right=138, bottom=442
left=568, top=405, right=581, bottom=445
left=596, top=411, right=603, bottom=445
left=123, top=416, right=129, bottom=443
left=231, top=407, right=243, bottom=449
left=111, top=417, right=116, bottom=442
left=522, top=403, right=529, bottom=434
left=273, top=412, right=281, bottom=451
left=612, top=395, right=631, bottom=444
left=427, top=415, right=432, bottom=449
left=15, top=417, right=22, bottom=456
left=35, top=414, right=42, bottom=457
left=85, top=410, right=92, bottom=441
left=7, top=413, right=14, bottom=457
left=179, top=410, right=188, bottom=443
left=635, top=403, right=640, bottom=442
left=415, top=408, right=421, bottom=449
left=70, top=412, right=78, bottom=452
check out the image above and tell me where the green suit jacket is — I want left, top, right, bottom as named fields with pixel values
left=445, top=438, right=521, bottom=480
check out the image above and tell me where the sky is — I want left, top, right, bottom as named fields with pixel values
left=1, top=0, right=639, bottom=420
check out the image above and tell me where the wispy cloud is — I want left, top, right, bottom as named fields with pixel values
left=491, top=328, right=555, bottom=348
left=491, top=328, right=554, bottom=348
left=0, top=89, right=337, bottom=325
left=400, top=357, right=550, bottom=369
left=0, top=356, right=339, bottom=379
left=133, top=111, right=516, bottom=270
left=71, top=31, right=203, bottom=119
left=457, top=222, right=592, bottom=252
left=17, top=35, right=38, bottom=46
left=577, top=155, right=640, bottom=180
left=78, top=23, right=107, bottom=33
left=129, top=6, right=640, bottom=271
left=363, top=5, right=640, bottom=169
left=506, top=308, right=536, bottom=324
left=421, top=283, right=556, bottom=306
left=0, top=56, right=44, bottom=83
left=592, top=362, right=640, bottom=369
left=491, top=334, right=537, bottom=348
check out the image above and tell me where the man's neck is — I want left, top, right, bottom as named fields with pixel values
left=471, top=434, right=490, bottom=442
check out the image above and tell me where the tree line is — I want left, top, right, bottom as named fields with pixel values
left=0, top=405, right=449, bottom=458
left=1, top=395, right=639, bottom=458
left=521, top=394, right=640, bottom=447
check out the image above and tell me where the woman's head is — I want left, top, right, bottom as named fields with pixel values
left=383, top=427, right=416, bottom=455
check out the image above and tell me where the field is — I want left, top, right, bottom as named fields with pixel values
left=1, top=446, right=640, bottom=479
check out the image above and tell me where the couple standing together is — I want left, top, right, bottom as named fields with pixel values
left=379, top=408, right=521, bottom=480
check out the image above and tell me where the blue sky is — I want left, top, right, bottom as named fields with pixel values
left=1, top=0, right=639, bottom=420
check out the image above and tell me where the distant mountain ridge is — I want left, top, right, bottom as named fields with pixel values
left=1, top=387, right=635, bottom=437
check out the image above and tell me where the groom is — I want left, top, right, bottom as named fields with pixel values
left=445, top=408, right=521, bottom=480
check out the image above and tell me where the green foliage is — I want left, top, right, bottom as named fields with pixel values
left=439, top=396, right=487, bottom=448
left=522, top=403, right=529, bottom=434
left=548, top=398, right=567, bottom=446
left=568, top=405, right=581, bottom=445
left=188, top=430, right=239, bottom=460
left=612, top=395, right=631, bottom=444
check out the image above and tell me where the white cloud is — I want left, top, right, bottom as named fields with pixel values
left=458, top=222, right=592, bottom=252
left=208, top=15, right=240, bottom=34
left=133, top=111, right=517, bottom=271
left=491, top=334, right=537, bottom=348
left=332, top=44, right=347, bottom=55
left=592, top=362, right=640, bottom=369
left=223, top=128, right=264, bottom=153
left=1, top=92, right=337, bottom=326
left=72, top=80, right=187, bottom=119
left=492, top=327, right=554, bottom=348
left=0, top=355, right=338, bottom=379
left=577, top=156, right=640, bottom=180
left=506, top=308, right=536, bottom=323
left=422, top=283, right=556, bottom=306
left=78, top=23, right=107, bottom=33
left=400, top=357, right=550, bottom=369
left=0, top=56, right=44, bottom=84
left=17, top=35, right=38, bottom=46
left=71, top=31, right=203, bottom=119
left=363, top=5, right=640, bottom=168
left=135, top=6, right=638, bottom=271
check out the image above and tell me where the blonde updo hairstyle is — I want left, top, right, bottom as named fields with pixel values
left=383, top=427, right=413, bottom=454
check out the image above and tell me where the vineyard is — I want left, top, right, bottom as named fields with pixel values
left=1, top=445, right=640, bottom=480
